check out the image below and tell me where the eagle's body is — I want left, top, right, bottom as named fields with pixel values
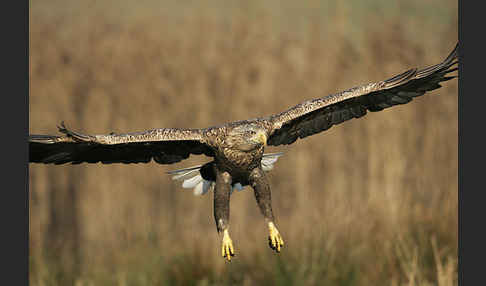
left=206, top=121, right=269, bottom=173
left=29, top=43, right=459, bottom=261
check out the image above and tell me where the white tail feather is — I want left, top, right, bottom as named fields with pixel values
left=168, top=165, right=203, bottom=181
left=182, top=175, right=202, bottom=189
left=261, top=152, right=284, bottom=171
left=193, top=181, right=204, bottom=195
left=193, top=180, right=214, bottom=196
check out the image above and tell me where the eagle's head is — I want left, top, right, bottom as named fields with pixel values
left=227, top=124, right=267, bottom=152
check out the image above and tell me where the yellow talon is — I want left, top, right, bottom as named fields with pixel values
left=221, top=229, right=235, bottom=261
left=268, top=222, right=284, bottom=253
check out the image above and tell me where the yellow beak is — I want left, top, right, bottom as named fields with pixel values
left=257, top=131, right=267, bottom=146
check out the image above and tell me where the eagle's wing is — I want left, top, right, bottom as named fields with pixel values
left=29, top=122, right=214, bottom=165
left=267, top=43, right=458, bottom=146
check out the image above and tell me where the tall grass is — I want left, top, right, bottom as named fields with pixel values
left=29, top=0, right=458, bottom=285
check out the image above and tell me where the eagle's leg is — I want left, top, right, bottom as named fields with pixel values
left=214, top=169, right=235, bottom=261
left=249, top=168, right=284, bottom=253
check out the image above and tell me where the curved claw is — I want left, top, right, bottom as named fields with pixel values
left=221, top=229, right=235, bottom=261
left=268, top=222, right=284, bottom=253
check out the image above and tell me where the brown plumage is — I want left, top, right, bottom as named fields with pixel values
left=29, top=43, right=459, bottom=261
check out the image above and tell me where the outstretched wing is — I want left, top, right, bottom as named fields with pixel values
left=267, top=43, right=458, bottom=146
left=29, top=122, right=214, bottom=165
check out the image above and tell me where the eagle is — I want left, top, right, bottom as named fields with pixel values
left=29, top=43, right=458, bottom=261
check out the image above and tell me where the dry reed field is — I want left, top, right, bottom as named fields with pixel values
left=29, top=0, right=458, bottom=285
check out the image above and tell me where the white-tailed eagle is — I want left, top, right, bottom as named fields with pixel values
left=30, top=43, right=458, bottom=261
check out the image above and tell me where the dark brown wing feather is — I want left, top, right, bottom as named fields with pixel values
left=267, top=43, right=458, bottom=146
left=29, top=122, right=214, bottom=165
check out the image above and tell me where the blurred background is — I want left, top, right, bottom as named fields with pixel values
left=29, top=0, right=458, bottom=285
